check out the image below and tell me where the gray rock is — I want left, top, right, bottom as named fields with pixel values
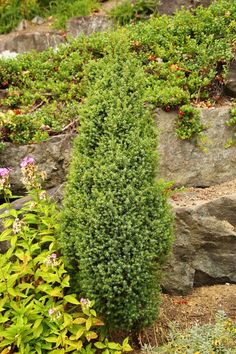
left=67, top=15, right=113, bottom=37
left=0, top=32, right=65, bottom=53
left=158, top=0, right=212, bottom=15
left=162, top=192, right=236, bottom=294
left=15, top=19, right=28, bottom=31
left=31, top=16, right=45, bottom=25
left=0, top=134, right=75, bottom=194
left=157, top=107, right=236, bottom=187
left=225, top=58, right=236, bottom=97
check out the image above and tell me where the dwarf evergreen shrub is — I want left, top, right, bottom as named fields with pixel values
left=60, top=44, right=173, bottom=330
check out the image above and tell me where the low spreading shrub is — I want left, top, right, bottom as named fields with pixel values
left=0, top=159, right=132, bottom=353
left=176, top=104, right=203, bottom=140
left=60, top=44, right=173, bottom=331
left=1, top=0, right=236, bottom=144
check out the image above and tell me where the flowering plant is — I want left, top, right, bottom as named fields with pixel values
left=0, top=167, right=11, bottom=197
left=0, top=158, right=132, bottom=353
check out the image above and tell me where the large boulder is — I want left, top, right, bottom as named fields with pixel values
left=157, top=107, right=236, bottom=187
left=162, top=180, right=236, bottom=294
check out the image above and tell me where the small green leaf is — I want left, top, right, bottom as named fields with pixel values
left=60, top=313, right=73, bottom=329
left=86, top=317, right=92, bottom=331
left=86, top=331, right=98, bottom=341
left=90, top=309, right=96, bottom=317
left=75, top=327, right=85, bottom=339
left=3, top=218, right=14, bottom=228
left=0, top=315, right=9, bottom=324
left=108, top=342, right=122, bottom=350
left=122, top=338, right=129, bottom=346
left=34, top=324, right=44, bottom=339
left=10, top=235, right=17, bottom=248
left=76, top=340, right=83, bottom=351
left=48, top=288, right=63, bottom=297
left=64, top=295, right=79, bottom=305
left=45, top=336, right=58, bottom=343
left=95, top=342, right=107, bottom=349
left=123, top=344, right=133, bottom=352
left=0, top=228, right=12, bottom=241
left=102, top=349, right=110, bottom=354
left=73, top=317, right=86, bottom=325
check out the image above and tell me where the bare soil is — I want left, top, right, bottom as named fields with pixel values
left=139, top=284, right=236, bottom=348
left=170, top=178, right=236, bottom=208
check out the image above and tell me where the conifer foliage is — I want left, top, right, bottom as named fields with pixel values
left=60, top=45, right=173, bottom=330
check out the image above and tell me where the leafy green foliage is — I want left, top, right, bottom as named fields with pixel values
left=176, top=104, right=203, bottom=140
left=50, top=0, right=101, bottom=30
left=0, top=0, right=41, bottom=34
left=1, top=0, right=236, bottom=144
left=110, top=0, right=159, bottom=25
left=0, top=0, right=101, bottom=34
left=154, top=311, right=236, bottom=353
left=60, top=44, right=173, bottom=331
left=225, top=106, right=236, bottom=148
left=130, top=2, right=235, bottom=107
left=0, top=161, right=132, bottom=353
left=0, top=41, right=93, bottom=144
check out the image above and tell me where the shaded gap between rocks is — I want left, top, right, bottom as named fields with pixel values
left=194, top=269, right=236, bottom=287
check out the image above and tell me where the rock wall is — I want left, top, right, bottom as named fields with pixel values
left=1, top=107, right=236, bottom=294
left=2, top=107, right=235, bottom=194
left=0, top=134, right=74, bottom=194
left=157, top=107, right=236, bottom=187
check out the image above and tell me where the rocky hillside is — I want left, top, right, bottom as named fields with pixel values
left=1, top=0, right=236, bottom=294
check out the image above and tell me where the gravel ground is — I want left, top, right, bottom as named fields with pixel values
left=170, top=178, right=236, bottom=207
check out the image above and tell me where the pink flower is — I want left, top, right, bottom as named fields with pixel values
left=44, top=254, right=59, bottom=267
left=48, top=308, right=56, bottom=316
left=80, top=298, right=91, bottom=308
left=20, top=157, right=35, bottom=168
left=0, top=168, right=10, bottom=177
left=48, top=308, right=61, bottom=320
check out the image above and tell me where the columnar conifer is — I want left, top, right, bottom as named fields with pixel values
left=60, top=45, right=173, bottom=330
